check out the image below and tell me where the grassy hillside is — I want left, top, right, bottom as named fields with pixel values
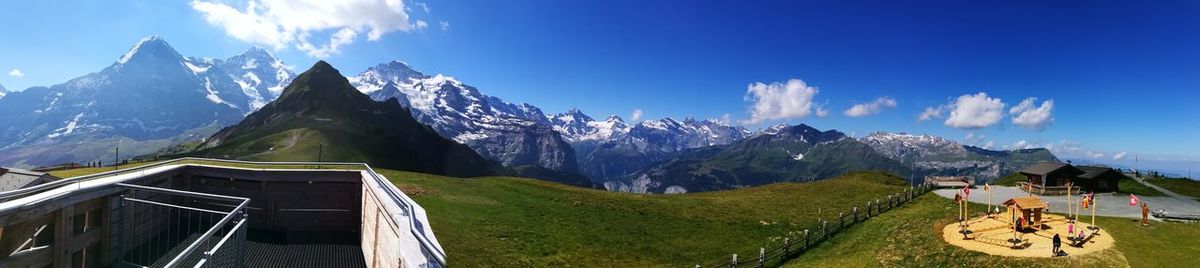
left=785, top=194, right=1200, bottom=267
left=51, top=161, right=1196, bottom=267
left=382, top=170, right=911, bottom=266
left=1146, top=176, right=1200, bottom=199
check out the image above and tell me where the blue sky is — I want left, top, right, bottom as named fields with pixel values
left=1, top=0, right=1197, bottom=173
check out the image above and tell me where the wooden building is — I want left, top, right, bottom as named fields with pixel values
left=1016, top=162, right=1129, bottom=193
left=924, top=176, right=974, bottom=188
left=1076, top=166, right=1128, bottom=193
left=0, top=167, right=58, bottom=192
left=1018, top=162, right=1084, bottom=194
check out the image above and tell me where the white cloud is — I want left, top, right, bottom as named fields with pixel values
left=8, top=69, right=24, bottom=77
left=415, top=1, right=430, bottom=13
left=983, top=141, right=995, bottom=149
left=630, top=109, right=643, bottom=121
left=715, top=113, right=733, bottom=124
left=844, top=97, right=897, bottom=117
left=1043, top=140, right=1113, bottom=160
left=415, top=20, right=429, bottom=30
left=943, top=92, right=1005, bottom=129
left=917, top=105, right=944, bottom=121
left=815, top=106, right=830, bottom=117
left=965, top=132, right=974, bottom=140
left=742, top=78, right=820, bottom=124
left=1009, top=97, right=1054, bottom=130
left=191, top=0, right=424, bottom=58
left=1009, top=140, right=1035, bottom=150
left=440, top=21, right=450, bottom=30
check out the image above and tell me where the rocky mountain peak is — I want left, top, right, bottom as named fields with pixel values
left=605, top=115, right=625, bottom=123
left=115, top=36, right=183, bottom=66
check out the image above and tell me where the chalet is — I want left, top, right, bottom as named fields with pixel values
left=1017, top=162, right=1130, bottom=194
left=924, top=176, right=975, bottom=188
left=0, top=167, right=58, bottom=192
left=1019, top=162, right=1084, bottom=194
left=1076, top=165, right=1128, bottom=193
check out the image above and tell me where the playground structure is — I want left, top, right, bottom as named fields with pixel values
left=941, top=185, right=1115, bottom=258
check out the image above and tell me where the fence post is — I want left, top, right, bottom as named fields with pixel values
left=839, top=212, right=845, bottom=230
left=731, top=254, right=737, bottom=268
left=803, top=229, right=810, bottom=248
left=853, top=207, right=859, bottom=222
left=821, top=220, right=828, bottom=240
left=784, top=237, right=790, bottom=255
left=758, top=247, right=765, bottom=268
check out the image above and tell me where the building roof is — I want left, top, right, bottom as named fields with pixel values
left=1004, top=196, right=1047, bottom=210
left=0, top=167, right=52, bottom=192
left=1019, top=162, right=1084, bottom=177
left=1076, top=165, right=1126, bottom=180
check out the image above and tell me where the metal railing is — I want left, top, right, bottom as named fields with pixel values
left=117, top=183, right=249, bottom=268
left=0, top=157, right=447, bottom=267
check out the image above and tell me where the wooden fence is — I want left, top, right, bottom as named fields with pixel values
left=695, top=183, right=934, bottom=268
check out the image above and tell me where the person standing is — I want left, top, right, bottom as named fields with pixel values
left=1141, top=202, right=1151, bottom=226
left=1052, top=233, right=1062, bottom=256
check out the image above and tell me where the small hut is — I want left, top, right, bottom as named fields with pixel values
left=1004, top=196, right=1046, bottom=229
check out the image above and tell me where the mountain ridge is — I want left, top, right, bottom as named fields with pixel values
left=0, top=36, right=294, bottom=168
left=195, top=61, right=511, bottom=178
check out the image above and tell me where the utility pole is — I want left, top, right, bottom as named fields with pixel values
left=317, top=143, right=323, bottom=169
left=114, top=146, right=120, bottom=170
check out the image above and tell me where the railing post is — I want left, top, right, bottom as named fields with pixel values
left=731, top=254, right=737, bottom=268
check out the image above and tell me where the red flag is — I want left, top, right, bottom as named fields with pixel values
left=1129, top=194, right=1140, bottom=207
left=963, top=185, right=970, bottom=197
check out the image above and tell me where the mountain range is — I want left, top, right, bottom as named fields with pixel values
left=0, top=36, right=1059, bottom=193
left=0, top=36, right=293, bottom=167
left=194, top=61, right=507, bottom=178
left=346, top=61, right=578, bottom=174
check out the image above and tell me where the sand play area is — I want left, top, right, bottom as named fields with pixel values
left=941, top=212, right=1115, bottom=258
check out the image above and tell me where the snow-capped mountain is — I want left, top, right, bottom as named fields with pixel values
left=0, top=83, right=8, bottom=99
left=545, top=110, right=752, bottom=182
left=859, top=132, right=968, bottom=161
left=623, top=117, right=752, bottom=152
left=859, top=132, right=1059, bottom=180
left=548, top=109, right=631, bottom=143
left=0, top=36, right=294, bottom=168
left=348, top=61, right=579, bottom=173
left=205, top=46, right=294, bottom=111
